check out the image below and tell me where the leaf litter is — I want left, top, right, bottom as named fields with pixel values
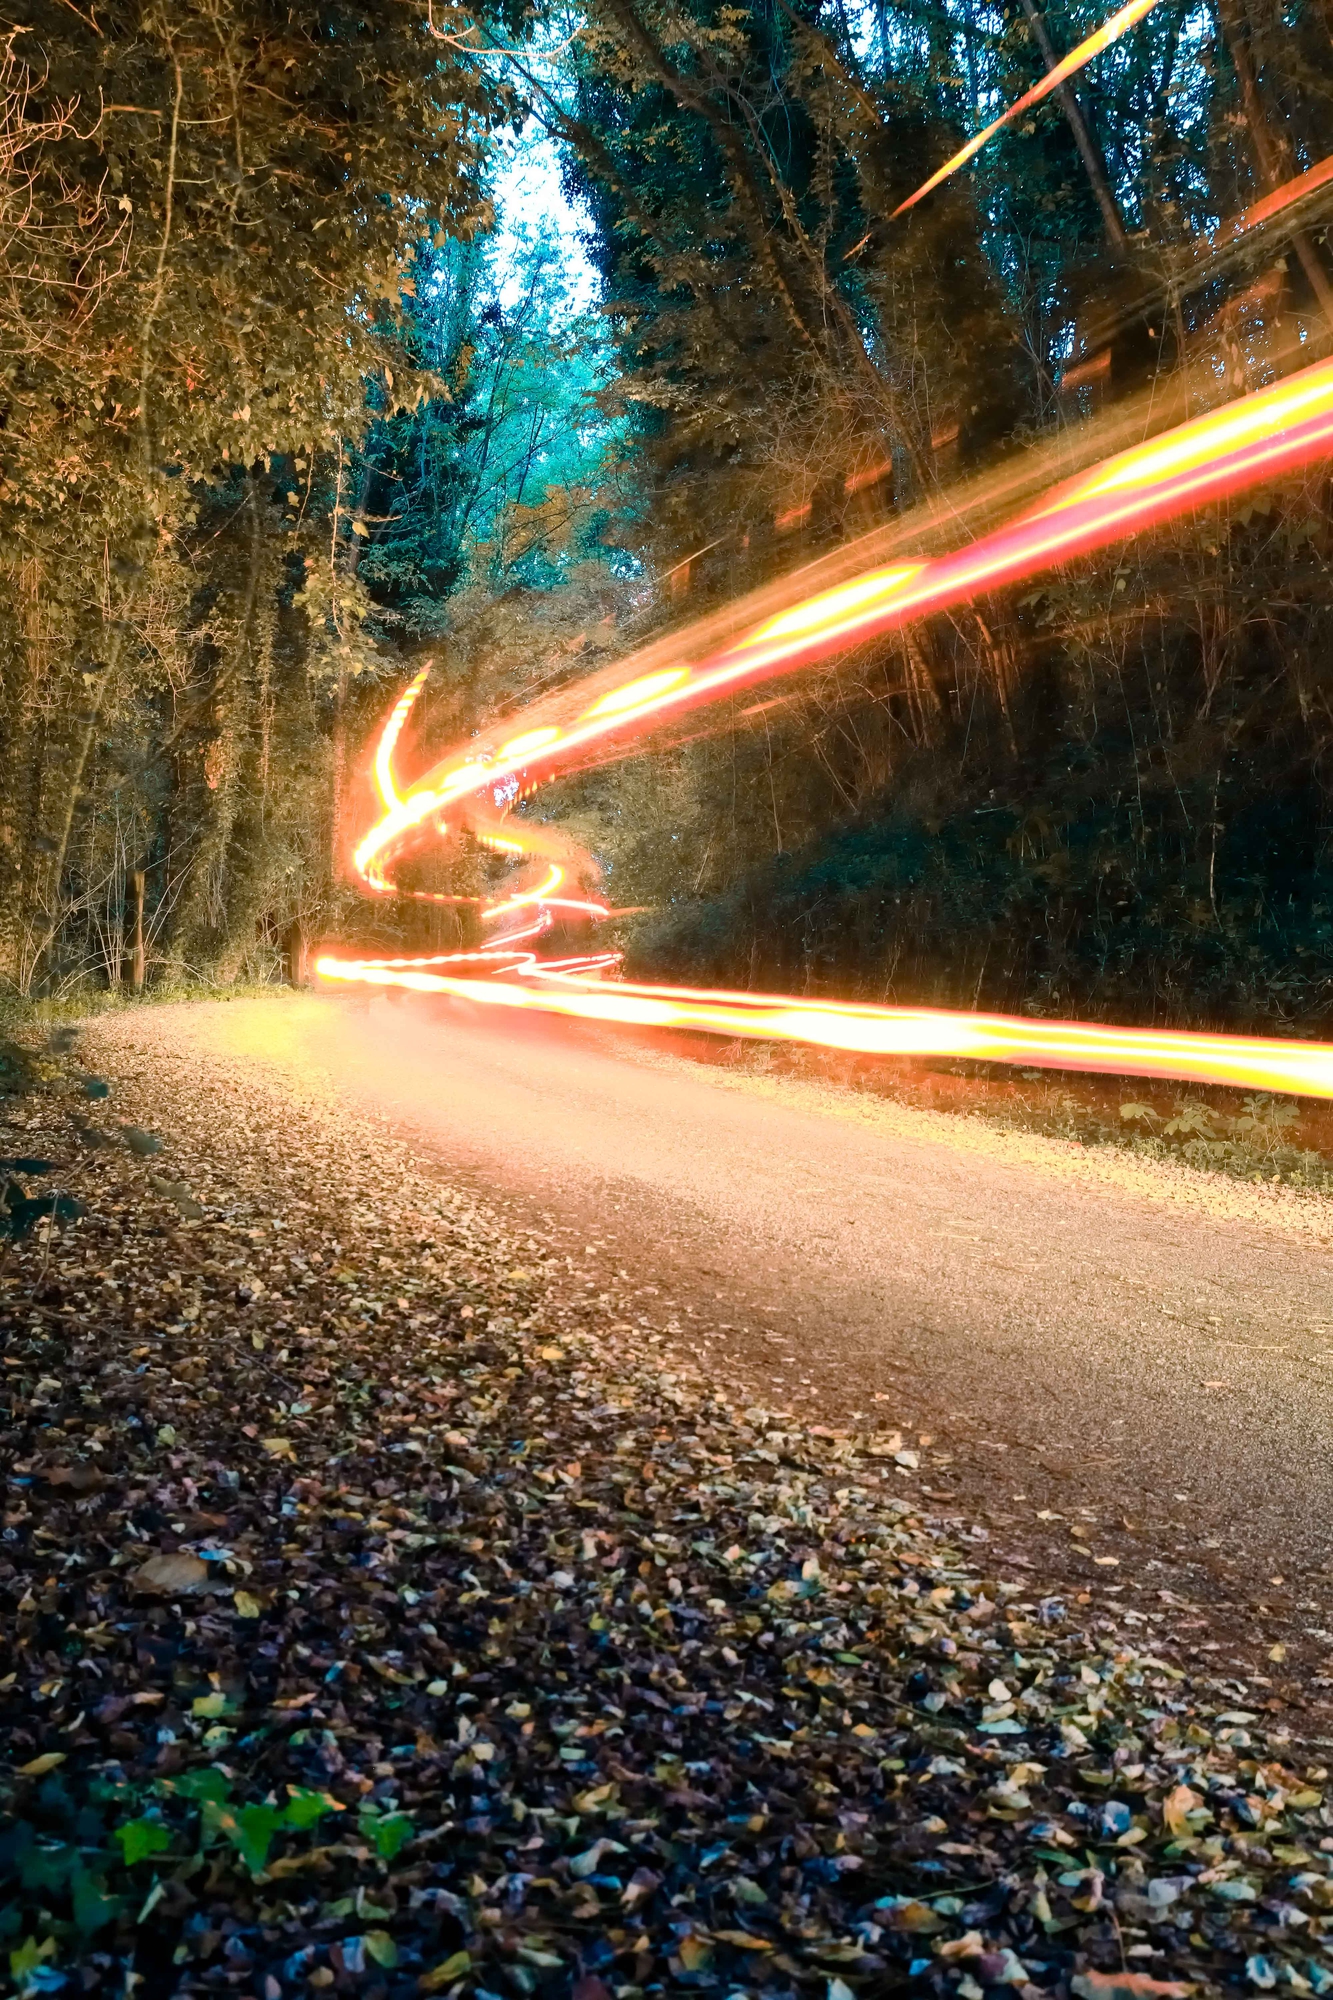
left=0, top=1022, right=1330, bottom=1998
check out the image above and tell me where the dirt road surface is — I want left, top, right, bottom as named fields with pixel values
left=98, top=993, right=1333, bottom=1671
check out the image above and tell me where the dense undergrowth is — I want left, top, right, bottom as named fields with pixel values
left=625, top=564, right=1333, bottom=1041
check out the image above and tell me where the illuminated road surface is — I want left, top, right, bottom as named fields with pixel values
left=130, top=993, right=1333, bottom=1576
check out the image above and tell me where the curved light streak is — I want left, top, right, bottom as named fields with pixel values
left=586, top=667, right=692, bottom=717
left=321, top=355, right=1333, bottom=1100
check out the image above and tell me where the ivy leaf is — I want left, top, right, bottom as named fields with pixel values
left=164, top=1767, right=230, bottom=1806
left=17, top=1837, right=75, bottom=1894
left=120, top=1125, right=163, bottom=1157
left=70, top=1863, right=121, bottom=1935
left=358, top=1809, right=414, bottom=1859
left=0, top=1189, right=84, bottom=1240
left=212, top=1803, right=284, bottom=1877
left=114, top=1818, right=170, bottom=1866
left=283, top=1788, right=339, bottom=1831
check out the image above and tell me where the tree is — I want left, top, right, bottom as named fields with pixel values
left=0, top=0, right=497, bottom=991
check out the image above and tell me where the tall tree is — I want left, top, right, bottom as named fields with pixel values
left=0, top=0, right=497, bottom=990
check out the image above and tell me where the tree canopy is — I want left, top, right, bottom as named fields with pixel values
left=1, top=0, right=1332, bottom=1028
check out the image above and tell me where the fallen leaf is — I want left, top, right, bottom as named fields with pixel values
left=42, top=1462, right=104, bottom=1493
left=881, top=1900, right=943, bottom=1934
left=1072, top=1976, right=1193, bottom=2000
left=132, top=1551, right=214, bottom=1595
left=1162, top=1783, right=1202, bottom=1836
left=18, top=1752, right=67, bottom=1776
left=420, top=1950, right=472, bottom=1991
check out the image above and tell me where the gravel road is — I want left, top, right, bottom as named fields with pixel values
left=106, top=993, right=1333, bottom=1619
left=9, top=994, right=1331, bottom=1994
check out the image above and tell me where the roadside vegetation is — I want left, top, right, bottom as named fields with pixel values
left=3, top=0, right=1333, bottom=1040
left=694, top=1039, right=1333, bottom=1193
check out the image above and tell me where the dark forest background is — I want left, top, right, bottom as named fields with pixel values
left=3, top=0, right=1333, bottom=1030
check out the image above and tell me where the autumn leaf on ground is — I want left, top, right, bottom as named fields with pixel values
left=1162, top=1783, right=1203, bottom=1836
left=131, top=1552, right=213, bottom=1596
left=1073, top=1976, right=1194, bottom=2000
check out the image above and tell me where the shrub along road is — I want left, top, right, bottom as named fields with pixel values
left=1, top=1000, right=1331, bottom=1997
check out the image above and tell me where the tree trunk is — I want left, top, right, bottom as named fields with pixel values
left=168, top=481, right=265, bottom=974
left=284, top=920, right=309, bottom=988
left=1016, top=0, right=1129, bottom=252
left=1217, top=0, right=1333, bottom=330
left=131, top=869, right=146, bottom=991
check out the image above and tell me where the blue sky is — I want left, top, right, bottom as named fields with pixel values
left=489, top=128, right=601, bottom=317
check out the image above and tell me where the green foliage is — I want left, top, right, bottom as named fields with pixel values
left=0, top=0, right=499, bottom=995
left=353, top=220, right=634, bottom=647
left=203, top=1799, right=285, bottom=1877
left=0, top=1820, right=122, bottom=1947
left=1104, top=1091, right=1333, bottom=1185
left=162, top=1766, right=230, bottom=1806
left=282, top=1786, right=339, bottom=1831
left=0, top=1033, right=37, bottom=1095
left=358, top=1807, right=416, bottom=1859
left=0, top=1184, right=84, bottom=1240
left=112, top=1817, right=170, bottom=1867
left=0, top=1761, right=349, bottom=1981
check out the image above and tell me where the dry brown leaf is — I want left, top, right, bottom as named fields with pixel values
left=131, top=1551, right=213, bottom=1596
left=1162, top=1781, right=1202, bottom=1836
left=18, top=1751, right=67, bottom=1776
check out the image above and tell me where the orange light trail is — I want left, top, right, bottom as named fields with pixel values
left=1231, top=150, right=1333, bottom=237
left=316, top=958, right=1333, bottom=1098
left=320, top=355, right=1333, bottom=1100
left=892, top=0, right=1162, bottom=218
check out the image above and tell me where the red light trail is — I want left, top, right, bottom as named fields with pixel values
left=318, top=355, right=1333, bottom=1101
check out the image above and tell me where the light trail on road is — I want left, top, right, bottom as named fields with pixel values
left=318, top=354, right=1333, bottom=1100
left=316, top=956, right=1333, bottom=1098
